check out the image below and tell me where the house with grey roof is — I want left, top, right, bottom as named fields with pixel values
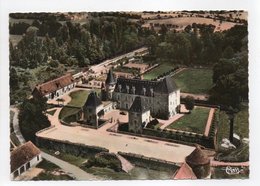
left=105, top=72, right=180, bottom=120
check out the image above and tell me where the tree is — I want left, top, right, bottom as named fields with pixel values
left=184, top=96, right=195, bottom=113
left=222, top=46, right=234, bottom=59
left=19, top=97, right=50, bottom=143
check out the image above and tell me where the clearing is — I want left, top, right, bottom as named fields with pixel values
left=143, top=63, right=174, bottom=80
left=172, top=68, right=213, bottom=94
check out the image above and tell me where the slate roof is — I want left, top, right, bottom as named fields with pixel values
left=11, top=141, right=41, bottom=173
left=129, top=96, right=150, bottom=113
left=185, top=145, right=210, bottom=166
left=105, top=69, right=116, bottom=85
left=115, top=76, right=178, bottom=96
left=173, top=163, right=197, bottom=180
left=84, top=91, right=102, bottom=108
left=33, top=74, right=74, bottom=96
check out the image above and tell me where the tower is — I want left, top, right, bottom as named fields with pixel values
left=185, top=145, right=211, bottom=179
left=83, top=92, right=104, bottom=128
left=128, top=96, right=151, bottom=133
left=105, top=69, right=116, bottom=100
left=100, top=82, right=107, bottom=101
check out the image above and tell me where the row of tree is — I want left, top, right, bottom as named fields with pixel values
left=146, top=24, right=248, bottom=66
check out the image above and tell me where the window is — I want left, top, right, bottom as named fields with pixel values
left=37, top=155, right=40, bottom=161
left=26, top=162, right=30, bottom=170
left=13, top=170, right=19, bottom=178
left=20, top=166, right=25, bottom=174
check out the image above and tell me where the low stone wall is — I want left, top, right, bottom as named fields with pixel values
left=118, top=151, right=179, bottom=173
left=36, top=136, right=109, bottom=157
left=143, top=128, right=215, bottom=149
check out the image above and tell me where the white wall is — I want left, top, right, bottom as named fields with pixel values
left=10, top=154, right=42, bottom=180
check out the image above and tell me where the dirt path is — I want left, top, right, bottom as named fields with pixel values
left=204, top=108, right=215, bottom=137
left=10, top=107, right=26, bottom=144
left=210, top=158, right=249, bottom=167
left=41, top=152, right=101, bottom=180
left=180, top=92, right=209, bottom=101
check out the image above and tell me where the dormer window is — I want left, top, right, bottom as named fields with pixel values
left=132, top=86, right=136, bottom=94
left=150, top=88, right=154, bottom=97
left=143, top=87, right=146, bottom=96
left=118, top=84, right=122, bottom=92
left=126, top=85, right=129, bottom=93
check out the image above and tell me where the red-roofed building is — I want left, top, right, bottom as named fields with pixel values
left=10, top=141, right=42, bottom=180
left=32, top=74, right=76, bottom=100
left=173, top=163, right=197, bottom=180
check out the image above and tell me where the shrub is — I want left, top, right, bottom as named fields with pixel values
left=84, top=153, right=122, bottom=172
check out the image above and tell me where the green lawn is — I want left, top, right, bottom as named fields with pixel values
left=234, top=105, right=249, bottom=139
left=172, top=68, right=213, bottom=94
left=166, top=107, right=210, bottom=134
left=217, top=105, right=249, bottom=147
left=67, top=90, right=90, bottom=107
left=59, top=107, right=81, bottom=120
left=216, top=111, right=230, bottom=146
left=41, top=148, right=87, bottom=167
left=34, top=159, right=75, bottom=180
left=59, top=89, right=100, bottom=119
left=143, top=63, right=174, bottom=80
left=46, top=109, right=56, bottom=116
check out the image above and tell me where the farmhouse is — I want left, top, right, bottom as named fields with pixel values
left=10, top=141, right=42, bottom=180
left=32, top=74, right=76, bottom=100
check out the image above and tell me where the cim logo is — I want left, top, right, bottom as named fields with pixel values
left=222, top=166, right=244, bottom=175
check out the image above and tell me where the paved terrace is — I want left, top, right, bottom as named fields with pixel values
left=39, top=96, right=195, bottom=164
left=37, top=124, right=195, bottom=163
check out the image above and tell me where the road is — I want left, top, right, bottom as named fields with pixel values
left=10, top=107, right=25, bottom=144
left=10, top=106, right=98, bottom=180
left=210, top=157, right=249, bottom=167
left=41, top=152, right=100, bottom=180
left=89, top=47, right=148, bottom=75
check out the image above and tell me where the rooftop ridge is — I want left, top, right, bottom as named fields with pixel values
left=36, top=73, right=72, bottom=88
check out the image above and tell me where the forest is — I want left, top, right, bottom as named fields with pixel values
left=10, top=12, right=248, bottom=109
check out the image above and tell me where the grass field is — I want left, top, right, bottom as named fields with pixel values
left=172, top=68, right=213, bottom=94
left=59, top=89, right=100, bottom=119
left=143, top=17, right=238, bottom=32
left=217, top=105, right=249, bottom=146
left=216, top=111, right=230, bottom=146
left=46, top=109, right=56, bottom=116
left=67, top=90, right=89, bottom=107
left=166, top=107, right=210, bottom=134
left=234, top=105, right=249, bottom=139
left=34, top=159, right=74, bottom=180
left=41, top=148, right=87, bottom=167
left=143, top=63, right=174, bottom=80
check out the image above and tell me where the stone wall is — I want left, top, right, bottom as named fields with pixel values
left=36, top=136, right=109, bottom=157
left=118, top=151, right=179, bottom=173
